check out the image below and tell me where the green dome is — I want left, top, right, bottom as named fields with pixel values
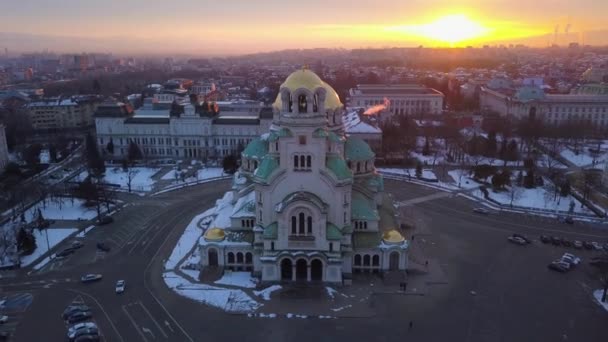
left=242, top=138, right=268, bottom=159
left=345, top=137, right=374, bottom=161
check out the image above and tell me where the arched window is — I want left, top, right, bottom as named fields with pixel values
left=313, top=94, right=318, bottom=112
left=307, top=216, right=312, bottom=234
left=245, top=252, right=253, bottom=264
left=294, top=155, right=298, bottom=168
left=365, top=161, right=368, bottom=171
left=306, top=156, right=311, bottom=168
left=237, top=252, right=244, bottom=263
left=275, top=142, right=279, bottom=151
left=298, top=94, right=308, bottom=113
left=372, top=255, right=380, bottom=266
left=291, top=216, right=297, bottom=234
left=356, top=163, right=361, bottom=173
left=364, top=221, right=367, bottom=229
left=300, top=155, right=305, bottom=168
left=288, top=94, right=293, bottom=113
left=299, top=213, right=305, bottom=234
left=354, top=254, right=361, bottom=266
left=254, top=161, right=258, bottom=169
left=363, top=255, right=371, bottom=266
left=227, top=252, right=235, bottom=263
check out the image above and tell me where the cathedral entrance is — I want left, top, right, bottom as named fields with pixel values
left=389, top=252, right=399, bottom=271
left=280, top=259, right=293, bottom=281
left=295, top=259, right=308, bottom=281
left=208, top=249, right=218, bottom=267
left=310, top=259, right=323, bottom=281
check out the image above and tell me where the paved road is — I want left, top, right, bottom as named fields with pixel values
left=2, top=178, right=608, bottom=342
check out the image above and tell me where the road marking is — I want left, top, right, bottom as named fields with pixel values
left=123, top=304, right=149, bottom=342
left=164, top=321, right=174, bottom=333
left=142, top=327, right=156, bottom=339
left=143, top=207, right=196, bottom=342
left=68, top=289, right=125, bottom=342
left=138, top=301, right=168, bottom=338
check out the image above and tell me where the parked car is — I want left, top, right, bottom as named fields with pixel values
left=551, top=236, right=562, bottom=246
left=508, top=236, right=527, bottom=245
left=548, top=261, right=570, bottom=273
left=67, top=311, right=92, bottom=324
left=591, top=242, right=603, bottom=250
left=62, top=305, right=90, bottom=319
left=540, top=235, right=551, bottom=244
left=583, top=241, right=593, bottom=250
left=71, top=241, right=84, bottom=249
left=0, top=315, right=8, bottom=324
left=68, top=322, right=97, bottom=336
left=573, top=240, right=583, bottom=249
left=97, top=216, right=113, bottom=225
left=512, top=234, right=531, bottom=244
left=56, top=248, right=76, bottom=259
left=68, top=327, right=99, bottom=341
left=561, top=253, right=581, bottom=265
left=115, top=280, right=126, bottom=294
left=473, top=208, right=490, bottom=215
left=80, top=274, right=102, bottom=283
left=562, top=239, right=572, bottom=247
left=564, top=216, right=574, bottom=224
left=96, top=242, right=110, bottom=252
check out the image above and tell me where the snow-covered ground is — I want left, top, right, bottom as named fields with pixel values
left=163, top=272, right=261, bottom=313
left=377, top=167, right=437, bottom=181
left=560, top=148, right=607, bottom=168
left=447, top=170, right=479, bottom=190
left=593, top=289, right=608, bottom=312
left=254, top=285, right=282, bottom=301
left=24, top=198, right=99, bottom=222
left=485, top=186, right=589, bottom=213
left=214, top=271, right=258, bottom=288
left=164, top=207, right=214, bottom=270
left=20, top=228, right=78, bottom=267
left=77, top=167, right=160, bottom=192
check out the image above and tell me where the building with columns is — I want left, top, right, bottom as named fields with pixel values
left=198, top=69, right=408, bottom=285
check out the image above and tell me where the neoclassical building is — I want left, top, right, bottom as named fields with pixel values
left=199, top=69, right=408, bottom=284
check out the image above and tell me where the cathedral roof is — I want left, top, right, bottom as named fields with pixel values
left=351, top=192, right=379, bottom=221
left=326, top=156, right=352, bottom=181
left=242, top=138, right=268, bottom=159
left=254, top=155, right=279, bottom=180
left=272, top=69, right=343, bottom=111
left=204, top=228, right=225, bottom=242
left=345, top=137, right=375, bottom=161
left=382, top=230, right=405, bottom=244
left=262, top=222, right=277, bottom=239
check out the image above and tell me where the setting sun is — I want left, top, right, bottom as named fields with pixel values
left=419, top=14, right=489, bottom=44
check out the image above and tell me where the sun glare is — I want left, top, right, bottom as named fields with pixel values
left=390, top=14, right=490, bottom=46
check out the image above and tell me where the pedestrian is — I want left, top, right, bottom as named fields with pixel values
left=409, top=320, right=413, bottom=331
left=425, top=260, right=429, bottom=267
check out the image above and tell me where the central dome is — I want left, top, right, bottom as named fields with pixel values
left=273, top=69, right=343, bottom=110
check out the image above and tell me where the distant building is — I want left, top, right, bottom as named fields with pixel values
left=27, top=96, right=101, bottom=132
left=480, top=75, right=608, bottom=126
left=342, top=110, right=382, bottom=152
left=0, top=124, right=8, bottom=170
left=348, top=84, right=444, bottom=120
left=94, top=100, right=273, bottom=160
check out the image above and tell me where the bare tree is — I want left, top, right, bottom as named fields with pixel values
left=508, top=185, right=524, bottom=207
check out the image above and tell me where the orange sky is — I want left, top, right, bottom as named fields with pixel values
left=2, top=0, right=607, bottom=54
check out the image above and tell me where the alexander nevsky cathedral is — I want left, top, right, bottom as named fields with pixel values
left=199, top=69, right=408, bottom=284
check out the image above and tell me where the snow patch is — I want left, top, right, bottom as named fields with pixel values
left=254, top=285, right=282, bottom=301
left=214, top=272, right=258, bottom=289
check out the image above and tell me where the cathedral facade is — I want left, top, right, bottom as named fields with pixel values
left=199, top=69, right=408, bottom=284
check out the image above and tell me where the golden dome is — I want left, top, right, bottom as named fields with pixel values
left=272, top=69, right=343, bottom=111
left=382, top=229, right=405, bottom=244
left=204, top=228, right=225, bottom=242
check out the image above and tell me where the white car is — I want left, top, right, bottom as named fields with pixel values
left=508, top=236, right=527, bottom=245
left=561, top=253, right=581, bottom=265
left=473, top=207, right=490, bottom=215
left=0, top=315, right=7, bottom=324
left=68, top=322, right=97, bottom=336
left=115, top=280, right=126, bottom=294
left=591, top=242, right=603, bottom=250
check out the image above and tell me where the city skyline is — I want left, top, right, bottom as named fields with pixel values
left=2, top=0, right=608, bottom=55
